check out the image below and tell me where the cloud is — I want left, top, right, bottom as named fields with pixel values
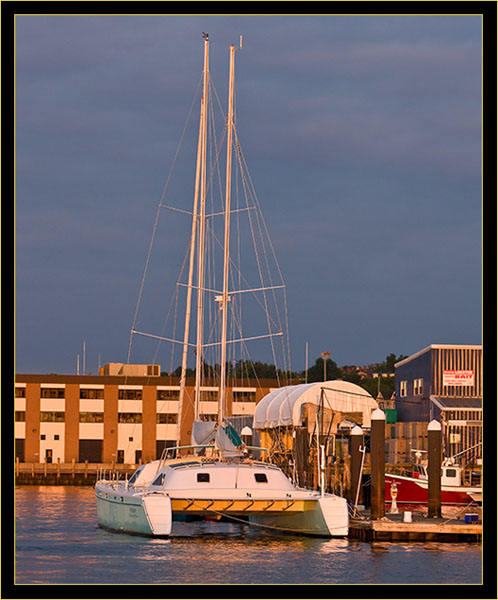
left=14, top=14, right=482, bottom=372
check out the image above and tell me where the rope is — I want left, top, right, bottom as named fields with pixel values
left=439, top=500, right=481, bottom=525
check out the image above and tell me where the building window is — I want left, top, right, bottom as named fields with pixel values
left=54, top=435, right=60, bottom=440
left=80, top=388, right=104, bottom=399
left=118, top=412, right=142, bottom=423
left=15, top=411, right=26, bottom=422
left=118, top=389, right=142, bottom=400
left=41, top=388, right=65, bottom=399
left=400, top=381, right=407, bottom=397
left=79, top=412, right=104, bottom=423
left=157, top=390, right=180, bottom=401
left=15, top=387, right=26, bottom=398
left=200, top=391, right=218, bottom=402
left=156, top=413, right=178, bottom=424
left=40, top=411, right=65, bottom=422
left=413, top=378, right=423, bottom=395
left=147, top=365, right=160, bottom=376
left=200, top=413, right=218, bottom=421
left=233, top=391, right=256, bottom=403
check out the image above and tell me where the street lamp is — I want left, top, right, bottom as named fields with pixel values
left=321, top=351, right=331, bottom=381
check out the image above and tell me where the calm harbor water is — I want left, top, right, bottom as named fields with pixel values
left=14, top=486, right=482, bottom=586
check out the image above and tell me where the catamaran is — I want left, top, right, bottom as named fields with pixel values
left=95, top=34, right=349, bottom=538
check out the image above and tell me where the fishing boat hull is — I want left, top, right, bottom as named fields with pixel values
left=385, top=473, right=481, bottom=507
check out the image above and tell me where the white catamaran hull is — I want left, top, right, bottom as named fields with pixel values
left=96, top=487, right=348, bottom=538
left=95, top=465, right=349, bottom=538
left=248, top=496, right=348, bottom=537
left=96, top=485, right=168, bottom=536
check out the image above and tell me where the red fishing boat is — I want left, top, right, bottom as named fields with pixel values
left=385, top=452, right=482, bottom=508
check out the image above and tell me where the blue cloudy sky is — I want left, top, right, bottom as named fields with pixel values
left=15, top=13, right=482, bottom=375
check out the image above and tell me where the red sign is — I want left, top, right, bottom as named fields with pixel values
left=443, top=370, right=474, bottom=387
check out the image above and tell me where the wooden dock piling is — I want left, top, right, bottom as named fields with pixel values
left=428, top=420, right=442, bottom=518
left=349, top=425, right=363, bottom=506
left=370, top=408, right=385, bottom=520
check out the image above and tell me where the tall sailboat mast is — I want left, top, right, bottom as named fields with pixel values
left=219, top=36, right=242, bottom=423
left=194, top=33, right=210, bottom=419
left=176, top=33, right=209, bottom=445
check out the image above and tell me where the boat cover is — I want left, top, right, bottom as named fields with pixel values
left=191, top=420, right=217, bottom=446
left=191, top=420, right=244, bottom=457
left=252, top=380, right=378, bottom=429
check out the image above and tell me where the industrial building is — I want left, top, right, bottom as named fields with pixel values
left=394, top=344, right=482, bottom=462
left=15, top=366, right=379, bottom=468
left=14, top=369, right=275, bottom=465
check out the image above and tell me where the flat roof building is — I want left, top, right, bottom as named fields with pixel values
left=14, top=373, right=280, bottom=465
left=394, top=344, right=482, bottom=462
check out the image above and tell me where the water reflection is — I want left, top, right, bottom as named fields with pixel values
left=15, top=486, right=482, bottom=585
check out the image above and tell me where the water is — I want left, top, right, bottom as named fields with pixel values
left=14, top=486, right=482, bottom=585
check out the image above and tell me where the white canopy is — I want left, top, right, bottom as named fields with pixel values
left=253, top=380, right=378, bottom=430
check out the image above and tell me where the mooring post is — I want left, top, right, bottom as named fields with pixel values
left=349, top=425, right=363, bottom=506
left=370, top=408, right=386, bottom=520
left=428, top=420, right=442, bottom=518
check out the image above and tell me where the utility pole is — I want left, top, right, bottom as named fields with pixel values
left=321, top=351, right=331, bottom=381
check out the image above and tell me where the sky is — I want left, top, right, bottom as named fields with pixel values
left=15, top=13, right=483, bottom=375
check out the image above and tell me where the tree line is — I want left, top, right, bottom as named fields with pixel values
left=163, top=352, right=407, bottom=398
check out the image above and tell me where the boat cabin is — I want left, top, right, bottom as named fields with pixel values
left=146, top=461, right=296, bottom=492
left=411, top=463, right=464, bottom=487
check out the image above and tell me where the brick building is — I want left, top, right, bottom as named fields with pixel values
left=14, top=372, right=278, bottom=464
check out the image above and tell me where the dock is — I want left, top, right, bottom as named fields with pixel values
left=15, top=461, right=134, bottom=486
left=349, top=511, right=482, bottom=542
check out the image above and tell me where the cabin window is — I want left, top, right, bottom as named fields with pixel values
left=128, top=466, right=144, bottom=486
left=152, top=473, right=165, bottom=486
left=445, top=469, right=457, bottom=478
left=254, top=473, right=268, bottom=483
left=197, top=473, right=210, bottom=482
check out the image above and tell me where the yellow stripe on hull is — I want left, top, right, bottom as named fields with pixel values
left=170, top=497, right=316, bottom=514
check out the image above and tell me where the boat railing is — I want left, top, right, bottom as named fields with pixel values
left=96, top=468, right=129, bottom=486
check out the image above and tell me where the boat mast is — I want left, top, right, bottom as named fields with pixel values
left=194, top=32, right=210, bottom=419
left=177, top=33, right=209, bottom=445
left=219, top=36, right=242, bottom=423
